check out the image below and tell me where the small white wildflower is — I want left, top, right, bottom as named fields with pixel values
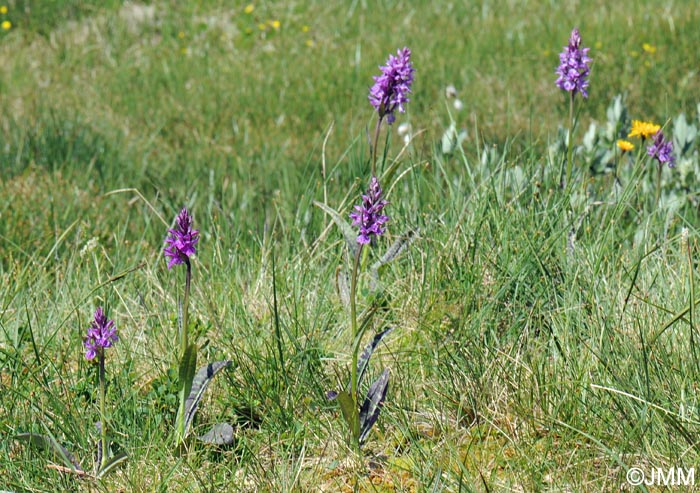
left=80, top=237, right=99, bottom=258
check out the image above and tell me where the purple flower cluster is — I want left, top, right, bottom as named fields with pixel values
left=164, top=208, right=199, bottom=269
left=350, top=176, right=389, bottom=245
left=84, top=307, right=118, bottom=361
left=555, top=28, right=591, bottom=98
left=369, top=47, right=415, bottom=124
left=647, top=130, right=675, bottom=168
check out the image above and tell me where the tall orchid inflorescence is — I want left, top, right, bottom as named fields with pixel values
left=369, top=47, right=415, bottom=125
left=555, top=28, right=591, bottom=99
left=556, top=28, right=592, bottom=188
left=369, top=47, right=415, bottom=175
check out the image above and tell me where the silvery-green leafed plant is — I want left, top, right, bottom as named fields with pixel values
left=164, top=207, right=233, bottom=447
left=15, top=307, right=128, bottom=478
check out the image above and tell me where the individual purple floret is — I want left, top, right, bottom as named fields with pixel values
left=350, top=176, right=389, bottom=245
left=164, top=207, right=200, bottom=269
left=369, top=47, right=415, bottom=124
left=647, top=130, right=675, bottom=168
left=555, top=28, right=591, bottom=98
left=84, top=307, right=118, bottom=361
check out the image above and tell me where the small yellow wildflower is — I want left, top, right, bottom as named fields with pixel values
left=642, top=43, right=656, bottom=54
left=630, top=50, right=639, bottom=57
left=244, top=4, right=254, bottom=14
left=301, top=25, right=310, bottom=33
left=257, top=23, right=266, bottom=31
left=0, top=6, right=7, bottom=14
left=617, top=140, right=634, bottom=153
left=270, top=20, right=280, bottom=30
left=305, top=39, right=315, bottom=48
left=178, top=31, right=185, bottom=39
left=628, top=120, right=660, bottom=139
left=1, top=20, right=10, bottom=30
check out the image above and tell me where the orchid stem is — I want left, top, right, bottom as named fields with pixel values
left=176, top=259, right=192, bottom=444
left=99, top=351, right=108, bottom=471
left=349, top=244, right=363, bottom=450
left=371, top=116, right=384, bottom=177
left=565, top=92, right=575, bottom=189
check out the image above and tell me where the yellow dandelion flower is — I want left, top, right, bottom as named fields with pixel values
left=301, top=25, right=309, bottom=33
left=628, top=120, right=660, bottom=139
left=0, top=6, right=7, bottom=14
left=178, top=31, right=185, bottom=39
left=270, top=20, right=280, bottom=30
left=642, top=43, right=656, bottom=54
left=305, top=39, right=315, bottom=47
left=244, top=4, right=254, bottom=14
left=617, top=140, right=634, bottom=153
left=1, top=20, right=10, bottom=30
left=257, top=23, right=266, bottom=31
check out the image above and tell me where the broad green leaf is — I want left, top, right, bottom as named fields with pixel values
left=15, top=433, right=83, bottom=472
left=198, top=422, right=235, bottom=445
left=313, top=201, right=358, bottom=257
left=179, top=344, right=199, bottom=402
left=184, top=360, right=232, bottom=436
left=96, top=452, right=128, bottom=479
left=359, top=368, right=390, bottom=443
left=336, top=390, right=359, bottom=440
left=175, top=343, right=198, bottom=439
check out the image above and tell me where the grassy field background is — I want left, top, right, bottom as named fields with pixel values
left=2, top=0, right=700, bottom=491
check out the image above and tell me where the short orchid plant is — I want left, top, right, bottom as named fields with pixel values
left=15, top=307, right=127, bottom=478
left=164, top=207, right=232, bottom=447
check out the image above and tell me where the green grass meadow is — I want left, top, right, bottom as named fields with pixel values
left=2, top=0, right=700, bottom=491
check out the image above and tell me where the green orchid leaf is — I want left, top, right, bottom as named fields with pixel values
left=96, top=452, right=128, bottom=479
left=15, top=433, right=83, bottom=472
